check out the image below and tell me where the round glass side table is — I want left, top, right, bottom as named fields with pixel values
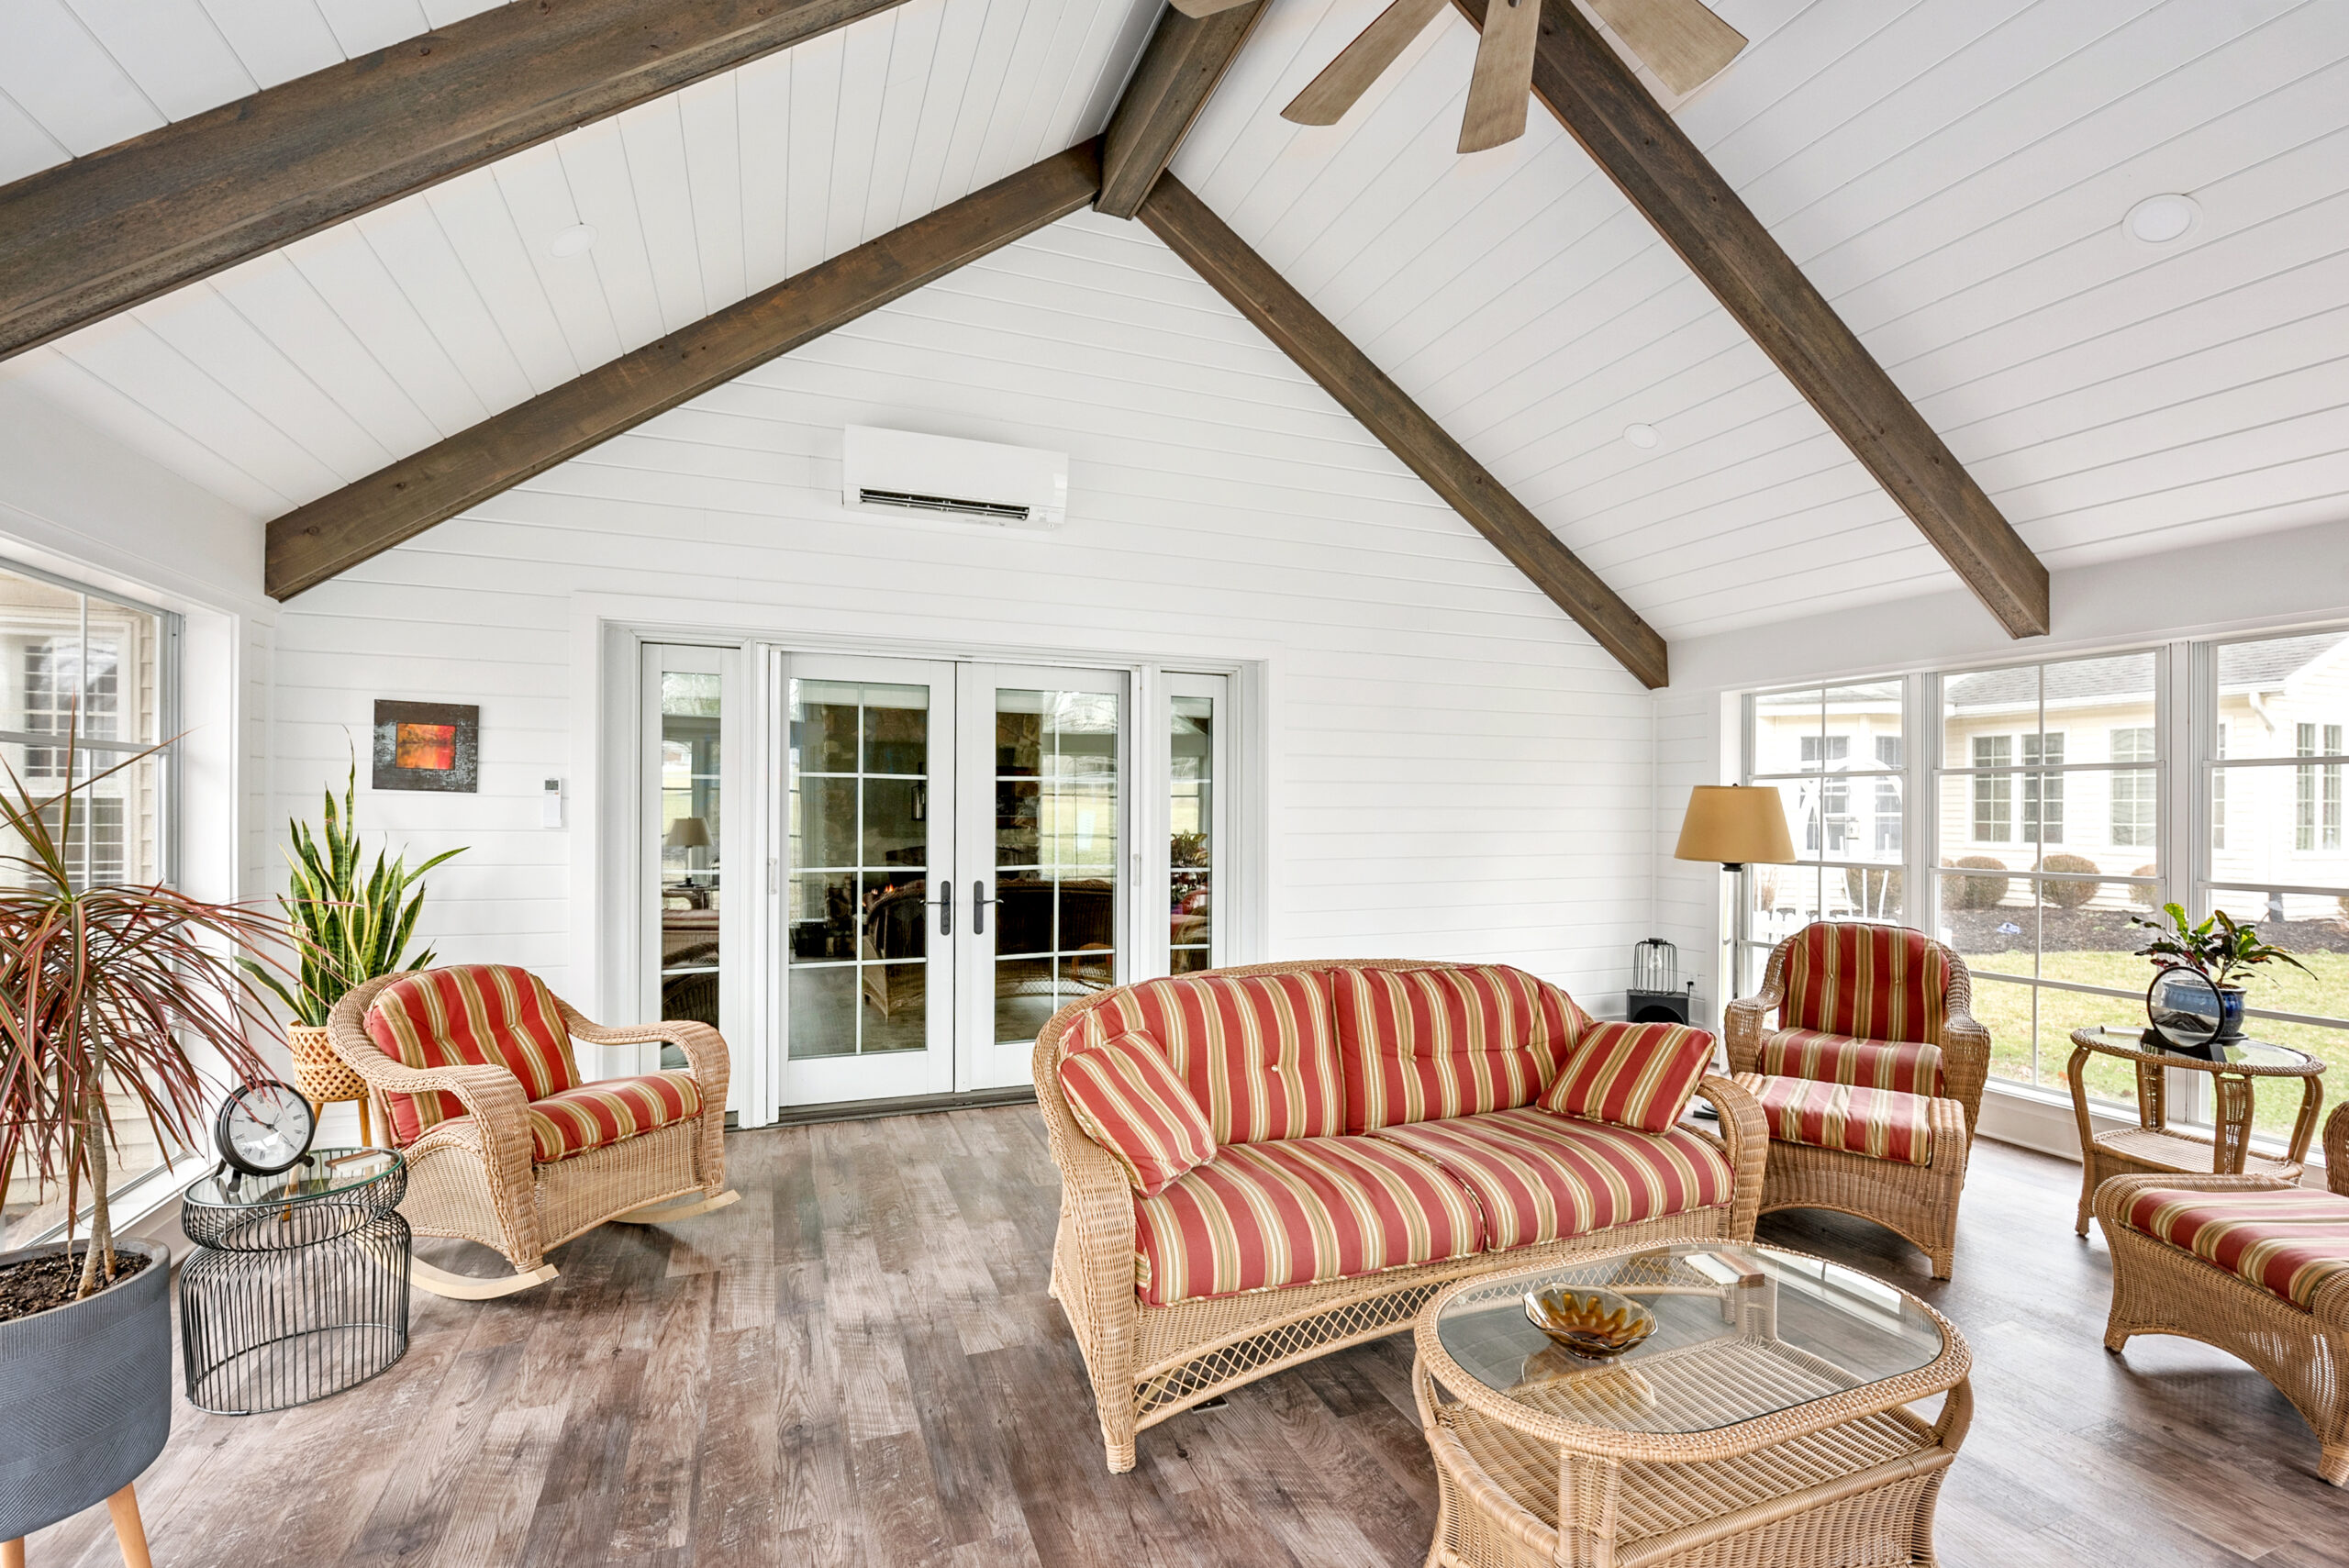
left=179, top=1147, right=411, bottom=1414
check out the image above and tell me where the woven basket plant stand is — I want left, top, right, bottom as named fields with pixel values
left=288, top=1022, right=375, bottom=1147
left=2095, top=1103, right=2349, bottom=1485
left=2065, top=1027, right=2324, bottom=1237
left=1413, top=1243, right=1972, bottom=1568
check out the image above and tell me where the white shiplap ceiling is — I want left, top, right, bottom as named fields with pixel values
left=3, top=0, right=2344, bottom=642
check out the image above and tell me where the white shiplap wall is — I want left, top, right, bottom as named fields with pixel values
left=268, top=210, right=1661, bottom=1023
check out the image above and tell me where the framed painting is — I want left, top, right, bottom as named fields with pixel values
left=373, top=700, right=479, bottom=794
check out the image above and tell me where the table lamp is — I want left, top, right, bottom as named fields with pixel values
left=665, top=816, right=712, bottom=877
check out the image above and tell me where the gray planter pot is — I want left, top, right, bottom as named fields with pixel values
left=0, top=1238, right=172, bottom=1541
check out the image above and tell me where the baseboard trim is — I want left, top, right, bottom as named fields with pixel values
left=767, top=1086, right=1039, bottom=1128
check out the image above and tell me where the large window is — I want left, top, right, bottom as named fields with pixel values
left=1742, top=684, right=1906, bottom=986
left=0, top=562, right=175, bottom=1248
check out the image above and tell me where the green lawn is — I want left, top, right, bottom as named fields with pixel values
left=1963, top=950, right=2349, bottom=1140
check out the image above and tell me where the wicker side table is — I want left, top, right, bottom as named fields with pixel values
left=1415, top=1242, right=1971, bottom=1568
left=2065, top=1027, right=2324, bottom=1236
left=179, top=1148, right=411, bottom=1414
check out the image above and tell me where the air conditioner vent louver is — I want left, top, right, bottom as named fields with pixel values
left=855, top=488, right=1031, bottom=523
left=841, top=426, right=1068, bottom=529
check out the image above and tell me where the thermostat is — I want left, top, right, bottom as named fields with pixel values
left=541, top=777, right=564, bottom=828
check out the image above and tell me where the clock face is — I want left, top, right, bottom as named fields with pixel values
left=219, top=1081, right=316, bottom=1175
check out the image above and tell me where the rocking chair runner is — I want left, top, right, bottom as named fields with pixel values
left=327, top=966, right=737, bottom=1298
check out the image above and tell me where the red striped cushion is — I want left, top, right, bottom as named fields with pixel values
left=1074, top=972, right=1342, bottom=1145
left=1059, top=1029, right=1216, bottom=1196
left=1540, top=1021, right=1715, bottom=1134
left=1748, top=1074, right=1934, bottom=1166
left=1372, top=1107, right=1733, bottom=1252
left=1331, top=964, right=1587, bottom=1134
left=2123, top=1187, right=2349, bottom=1311
left=526, top=1072, right=704, bottom=1163
left=1131, top=1135, right=1485, bottom=1306
left=1758, top=1028, right=1944, bottom=1097
left=1781, top=924, right=1949, bottom=1045
left=364, top=965, right=579, bottom=1147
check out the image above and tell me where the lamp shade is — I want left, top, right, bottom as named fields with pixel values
left=664, top=816, right=711, bottom=851
left=1673, top=785, right=1796, bottom=868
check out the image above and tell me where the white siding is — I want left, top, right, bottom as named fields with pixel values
left=269, top=210, right=1659, bottom=1015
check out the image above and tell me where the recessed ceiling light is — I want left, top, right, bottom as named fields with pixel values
left=2124, top=194, right=2199, bottom=246
left=548, top=223, right=597, bottom=258
left=1623, top=423, right=1660, bottom=450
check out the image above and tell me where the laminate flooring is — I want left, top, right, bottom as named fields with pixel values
left=25, top=1107, right=2349, bottom=1566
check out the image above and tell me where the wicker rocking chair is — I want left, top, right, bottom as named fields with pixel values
left=328, top=965, right=737, bottom=1299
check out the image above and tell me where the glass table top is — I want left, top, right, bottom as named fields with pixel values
left=2074, top=1027, right=2320, bottom=1072
left=183, top=1147, right=401, bottom=1209
left=1430, top=1242, right=1947, bottom=1436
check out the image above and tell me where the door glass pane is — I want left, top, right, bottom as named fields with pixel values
left=788, top=681, right=930, bottom=1059
left=1171, top=695, right=1213, bottom=973
left=659, top=671, right=722, bottom=1048
left=995, top=688, right=1119, bottom=1046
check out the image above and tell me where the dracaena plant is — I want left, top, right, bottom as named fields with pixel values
left=0, top=735, right=284, bottom=1298
left=240, top=760, right=462, bottom=1029
left=2130, top=902, right=2311, bottom=989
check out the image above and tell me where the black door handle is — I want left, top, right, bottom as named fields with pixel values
left=973, top=879, right=996, bottom=936
left=930, top=882, right=953, bottom=936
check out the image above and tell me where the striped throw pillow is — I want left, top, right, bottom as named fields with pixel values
left=1059, top=1029, right=1217, bottom=1196
left=1539, top=1020, right=1715, bottom=1135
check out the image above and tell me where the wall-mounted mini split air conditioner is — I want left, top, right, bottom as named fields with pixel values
left=841, top=426, right=1068, bottom=529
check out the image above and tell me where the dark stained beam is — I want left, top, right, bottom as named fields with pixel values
left=1097, top=0, right=1267, bottom=219
left=266, top=141, right=1103, bottom=599
left=1140, top=172, right=1669, bottom=689
left=1455, top=0, right=2050, bottom=639
left=0, top=0, right=917, bottom=362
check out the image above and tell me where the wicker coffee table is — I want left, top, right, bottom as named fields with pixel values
left=2065, top=1027, right=2324, bottom=1236
left=1414, top=1241, right=1969, bottom=1568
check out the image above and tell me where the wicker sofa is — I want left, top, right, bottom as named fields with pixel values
left=1034, top=959, right=1766, bottom=1473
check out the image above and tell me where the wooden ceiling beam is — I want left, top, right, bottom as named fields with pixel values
left=1457, top=0, right=2050, bottom=639
left=265, top=141, right=1103, bottom=599
left=1097, top=0, right=1267, bottom=219
left=0, top=0, right=915, bottom=362
left=1140, top=172, right=1669, bottom=689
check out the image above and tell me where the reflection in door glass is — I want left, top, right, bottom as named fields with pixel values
left=789, top=681, right=930, bottom=1059
left=1171, top=695, right=1213, bottom=973
left=996, top=689, right=1119, bottom=1045
left=660, top=673, right=721, bottom=1064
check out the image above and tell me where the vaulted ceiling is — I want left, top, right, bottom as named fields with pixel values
left=3, top=0, right=2343, bottom=645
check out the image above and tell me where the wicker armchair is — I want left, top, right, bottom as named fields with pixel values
left=2098, top=1103, right=2349, bottom=1485
left=1726, top=923, right=1990, bottom=1278
left=328, top=966, right=736, bottom=1299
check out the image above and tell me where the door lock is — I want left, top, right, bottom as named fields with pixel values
left=973, top=879, right=996, bottom=936
left=930, top=881, right=953, bottom=936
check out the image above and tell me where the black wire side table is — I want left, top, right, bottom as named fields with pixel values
left=180, top=1147, right=411, bottom=1414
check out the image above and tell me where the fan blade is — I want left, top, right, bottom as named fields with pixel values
left=1586, top=0, right=1746, bottom=96
left=1458, top=0, right=1541, bottom=151
left=1282, top=0, right=1450, bottom=126
left=1169, top=0, right=1258, bottom=17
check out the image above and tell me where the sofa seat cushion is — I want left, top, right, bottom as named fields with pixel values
left=2122, top=1186, right=2349, bottom=1311
left=1781, top=922, right=1948, bottom=1044
left=1540, top=1020, right=1716, bottom=1134
left=1759, top=1028, right=1944, bottom=1097
left=1371, top=1107, right=1733, bottom=1252
left=525, top=1072, right=704, bottom=1163
left=1748, top=1074, right=1935, bottom=1167
left=365, top=964, right=580, bottom=1147
left=1059, top=1028, right=1216, bottom=1196
left=1131, top=1135, right=1485, bottom=1307
left=1332, top=964, right=1587, bottom=1134
left=1075, top=971, right=1342, bottom=1144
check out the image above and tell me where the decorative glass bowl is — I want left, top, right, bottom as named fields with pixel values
left=1523, top=1285, right=1657, bottom=1361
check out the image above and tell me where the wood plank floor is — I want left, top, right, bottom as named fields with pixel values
left=27, top=1106, right=2349, bottom=1566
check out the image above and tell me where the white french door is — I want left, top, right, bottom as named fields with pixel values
left=774, top=653, right=1129, bottom=1107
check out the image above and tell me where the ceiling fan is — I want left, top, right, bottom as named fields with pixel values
left=1173, top=0, right=1745, bottom=153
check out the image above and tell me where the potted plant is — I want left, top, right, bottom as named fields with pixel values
left=244, top=761, right=461, bottom=1144
left=0, top=740, right=282, bottom=1549
left=2129, top=901, right=2311, bottom=1040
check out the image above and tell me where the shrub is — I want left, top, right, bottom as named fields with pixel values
left=1943, top=856, right=2009, bottom=910
left=2040, top=853, right=2103, bottom=909
left=2133, top=864, right=2160, bottom=907
left=1845, top=866, right=1902, bottom=917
